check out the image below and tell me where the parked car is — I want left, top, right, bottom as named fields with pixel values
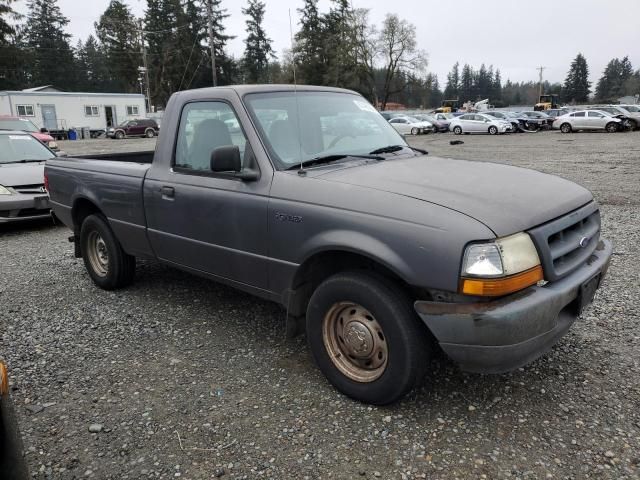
left=517, top=111, right=554, bottom=129
left=388, top=116, right=434, bottom=135
left=592, top=106, right=635, bottom=130
left=481, top=111, right=521, bottom=132
left=106, top=119, right=159, bottom=139
left=0, top=116, right=59, bottom=150
left=0, top=131, right=57, bottom=223
left=380, top=111, right=408, bottom=121
left=553, top=110, right=622, bottom=133
left=542, top=109, right=570, bottom=120
left=412, top=114, right=449, bottom=132
left=45, top=85, right=612, bottom=405
left=610, top=105, right=640, bottom=130
left=0, top=361, right=30, bottom=479
left=450, top=113, right=513, bottom=134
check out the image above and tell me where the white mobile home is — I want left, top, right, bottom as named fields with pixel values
left=0, top=86, right=147, bottom=133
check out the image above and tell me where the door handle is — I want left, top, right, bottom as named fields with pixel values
left=161, top=186, right=175, bottom=200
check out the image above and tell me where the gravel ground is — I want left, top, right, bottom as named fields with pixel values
left=1, top=130, right=639, bottom=479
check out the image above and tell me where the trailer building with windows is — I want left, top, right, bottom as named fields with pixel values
left=0, top=86, right=147, bottom=138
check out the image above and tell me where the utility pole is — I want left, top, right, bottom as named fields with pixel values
left=139, top=19, right=152, bottom=112
left=537, top=65, right=545, bottom=98
left=206, top=0, right=217, bottom=86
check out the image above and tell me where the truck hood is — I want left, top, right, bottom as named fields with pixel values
left=315, top=155, right=593, bottom=236
left=0, top=161, right=46, bottom=187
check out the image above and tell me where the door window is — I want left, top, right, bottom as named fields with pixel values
left=573, top=112, right=585, bottom=117
left=175, top=102, right=247, bottom=171
left=588, top=111, right=604, bottom=117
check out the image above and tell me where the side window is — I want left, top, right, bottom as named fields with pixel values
left=175, top=101, right=247, bottom=172
left=588, top=111, right=603, bottom=117
left=574, top=112, right=585, bottom=117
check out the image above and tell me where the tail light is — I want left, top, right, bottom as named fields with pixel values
left=44, top=172, right=49, bottom=192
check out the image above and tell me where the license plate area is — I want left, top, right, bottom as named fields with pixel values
left=578, top=273, right=600, bottom=314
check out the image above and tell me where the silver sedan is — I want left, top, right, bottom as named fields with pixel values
left=553, top=110, right=622, bottom=133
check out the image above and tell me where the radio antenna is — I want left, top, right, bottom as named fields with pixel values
left=288, top=9, right=305, bottom=176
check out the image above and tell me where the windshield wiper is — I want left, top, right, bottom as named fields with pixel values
left=286, top=153, right=383, bottom=171
left=369, top=145, right=427, bottom=155
left=2, top=159, right=48, bottom=164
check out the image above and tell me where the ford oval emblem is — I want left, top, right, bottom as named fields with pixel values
left=579, top=237, right=589, bottom=248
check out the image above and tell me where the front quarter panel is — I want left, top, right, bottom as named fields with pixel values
left=267, top=171, right=495, bottom=296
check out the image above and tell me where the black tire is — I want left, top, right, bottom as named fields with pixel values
left=605, top=122, right=618, bottom=133
left=411, top=127, right=419, bottom=135
left=115, top=130, right=125, bottom=140
left=145, top=128, right=155, bottom=138
left=453, top=126, right=462, bottom=135
left=629, top=119, right=638, bottom=131
left=560, top=123, right=572, bottom=134
left=80, top=214, right=135, bottom=290
left=306, top=271, right=431, bottom=405
left=488, top=125, right=498, bottom=135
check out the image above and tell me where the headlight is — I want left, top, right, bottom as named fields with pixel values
left=460, top=232, right=543, bottom=296
left=108, top=128, right=114, bottom=132
left=0, top=185, right=13, bottom=195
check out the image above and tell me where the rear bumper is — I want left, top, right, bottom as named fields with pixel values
left=0, top=194, right=50, bottom=223
left=415, top=239, right=612, bottom=373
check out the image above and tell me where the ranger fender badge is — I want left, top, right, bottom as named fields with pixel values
left=275, top=212, right=303, bottom=223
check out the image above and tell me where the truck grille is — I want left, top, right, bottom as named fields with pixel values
left=13, top=184, right=47, bottom=194
left=528, top=202, right=601, bottom=282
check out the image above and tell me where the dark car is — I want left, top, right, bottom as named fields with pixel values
left=0, top=362, right=30, bottom=479
left=106, top=119, right=159, bottom=139
left=518, top=111, right=554, bottom=129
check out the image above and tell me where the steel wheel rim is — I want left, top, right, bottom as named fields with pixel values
left=322, top=302, right=389, bottom=383
left=86, top=231, right=109, bottom=277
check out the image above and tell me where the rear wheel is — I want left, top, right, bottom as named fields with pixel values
left=560, top=123, right=572, bottom=133
left=453, top=126, right=462, bottom=135
left=80, top=214, right=135, bottom=290
left=605, top=122, right=618, bottom=133
left=488, top=125, right=498, bottom=135
left=306, top=271, right=431, bottom=405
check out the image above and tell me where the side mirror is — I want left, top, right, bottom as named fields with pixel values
left=40, top=127, right=48, bottom=133
left=210, top=145, right=241, bottom=173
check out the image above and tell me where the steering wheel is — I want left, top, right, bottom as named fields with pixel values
left=328, top=134, right=353, bottom=149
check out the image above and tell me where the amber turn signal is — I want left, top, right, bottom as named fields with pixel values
left=460, top=265, right=544, bottom=297
left=0, top=362, right=8, bottom=396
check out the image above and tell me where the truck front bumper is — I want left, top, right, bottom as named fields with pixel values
left=415, top=239, right=612, bottom=374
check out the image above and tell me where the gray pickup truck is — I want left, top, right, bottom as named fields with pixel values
left=46, top=85, right=612, bottom=405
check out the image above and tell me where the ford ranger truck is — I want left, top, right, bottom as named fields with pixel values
left=45, top=85, right=612, bottom=405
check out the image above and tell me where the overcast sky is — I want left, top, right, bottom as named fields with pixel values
left=14, top=0, right=640, bottom=87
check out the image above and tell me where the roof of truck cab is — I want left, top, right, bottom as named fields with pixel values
left=180, top=84, right=358, bottom=96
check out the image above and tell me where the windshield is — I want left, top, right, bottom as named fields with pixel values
left=244, top=91, right=407, bottom=169
left=622, top=105, right=639, bottom=112
left=0, top=118, right=39, bottom=132
left=0, top=134, right=55, bottom=164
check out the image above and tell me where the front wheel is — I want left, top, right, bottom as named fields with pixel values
left=306, top=272, right=430, bottom=405
left=145, top=128, right=155, bottom=138
left=411, top=127, right=419, bottom=135
left=488, top=125, right=498, bottom=135
left=560, top=123, right=572, bottom=133
left=605, top=122, right=619, bottom=133
left=453, top=126, right=462, bottom=135
left=115, top=130, right=125, bottom=140
left=80, top=214, right=135, bottom=290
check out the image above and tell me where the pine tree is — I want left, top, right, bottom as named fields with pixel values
left=0, top=0, right=19, bottom=44
left=77, top=35, right=110, bottom=91
left=0, top=0, right=25, bottom=89
left=95, top=0, right=141, bottom=93
left=443, top=62, right=459, bottom=100
left=562, top=53, right=591, bottom=103
left=23, top=0, right=77, bottom=89
left=459, top=64, right=474, bottom=102
left=294, top=0, right=325, bottom=86
left=241, top=0, right=274, bottom=83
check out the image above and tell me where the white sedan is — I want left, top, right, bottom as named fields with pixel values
left=553, top=110, right=622, bottom=133
left=388, top=116, right=434, bottom=135
left=449, top=113, right=513, bottom=135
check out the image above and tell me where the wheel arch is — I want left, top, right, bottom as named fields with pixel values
left=286, top=248, right=416, bottom=320
left=71, top=196, right=103, bottom=234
